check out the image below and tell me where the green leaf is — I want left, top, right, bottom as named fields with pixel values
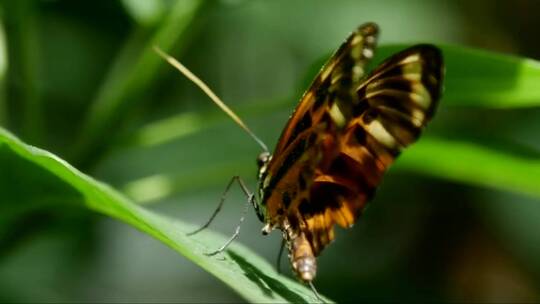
left=397, top=137, right=540, bottom=199
left=121, top=0, right=167, bottom=27
left=0, top=127, right=330, bottom=303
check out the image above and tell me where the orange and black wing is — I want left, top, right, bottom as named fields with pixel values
left=272, top=23, right=379, bottom=156
left=259, top=22, right=379, bottom=225
left=302, top=45, right=444, bottom=254
left=260, top=23, right=444, bottom=255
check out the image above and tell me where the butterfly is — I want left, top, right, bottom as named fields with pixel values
left=155, top=21, right=444, bottom=301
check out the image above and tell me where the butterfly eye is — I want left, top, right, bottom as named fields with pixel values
left=256, top=152, right=271, bottom=168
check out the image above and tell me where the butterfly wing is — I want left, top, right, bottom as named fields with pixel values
left=305, top=45, right=443, bottom=254
left=260, top=24, right=444, bottom=255
left=258, top=22, right=379, bottom=228
left=272, top=23, right=379, bottom=157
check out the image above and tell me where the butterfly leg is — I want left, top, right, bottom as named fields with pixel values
left=187, top=175, right=252, bottom=236
left=205, top=198, right=251, bottom=256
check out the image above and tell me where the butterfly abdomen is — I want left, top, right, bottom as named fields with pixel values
left=289, top=231, right=317, bottom=282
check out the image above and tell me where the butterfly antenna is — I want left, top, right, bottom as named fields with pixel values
left=153, top=46, right=269, bottom=152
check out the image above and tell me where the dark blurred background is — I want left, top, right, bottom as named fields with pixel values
left=1, top=0, right=540, bottom=302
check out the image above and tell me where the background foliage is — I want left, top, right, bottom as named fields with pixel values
left=1, top=0, right=540, bottom=302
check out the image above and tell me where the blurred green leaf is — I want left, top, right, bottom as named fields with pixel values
left=131, top=97, right=287, bottom=148
left=0, top=16, right=7, bottom=125
left=121, top=0, right=167, bottom=27
left=0, top=127, right=331, bottom=303
left=73, top=0, right=205, bottom=168
left=1, top=0, right=42, bottom=142
left=397, top=137, right=540, bottom=199
left=123, top=160, right=252, bottom=204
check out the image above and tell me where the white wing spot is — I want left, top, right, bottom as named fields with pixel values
left=351, top=35, right=363, bottom=45
left=365, top=36, right=376, bottom=44
left=400, top=54, right=420, bottom=65
left=329, top=103, right=346, bottom=127
left=353, top=65, right=364, bottom=82
left=412, top=83, right=431, bottom=109
left=362, top=48, right=373, bottom=59
left=410, top=109, right=425, bottom=127
left=365, top=119, right=397, bottom=148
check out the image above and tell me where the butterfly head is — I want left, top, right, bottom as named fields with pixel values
left=256, top=151, right=271, bottom=172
